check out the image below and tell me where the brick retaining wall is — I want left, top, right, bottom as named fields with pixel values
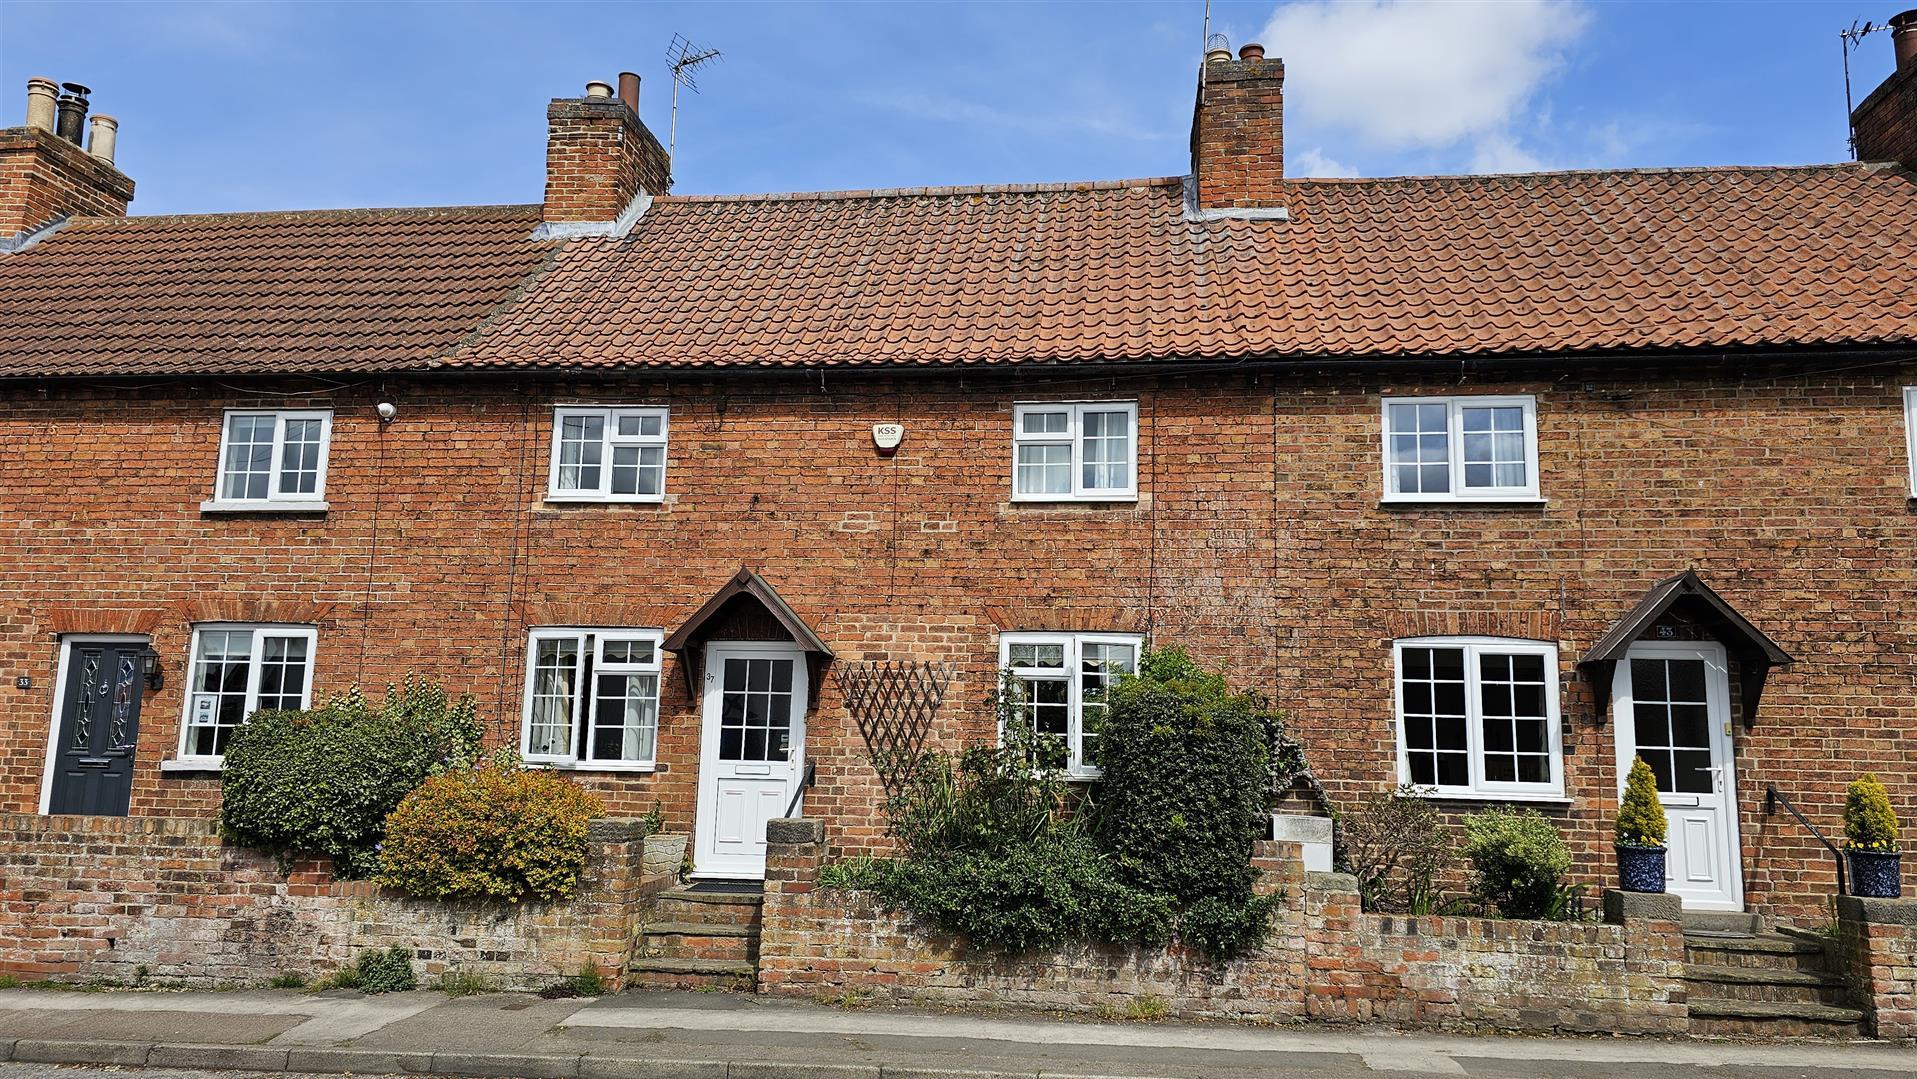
left=1834, top=894, right=1917, bottom=1040
left=0, top=813, right=680, bottom=990
left=758, top=819, right=1691, bottom=1035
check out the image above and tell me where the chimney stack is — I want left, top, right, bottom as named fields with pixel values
left=1190, top=40, right=1286, bottom=208
left=3, top=76, right=134, bottom=242
left=1851, top=9, right=1917, bottom=166
left=541, top=72, right=672, bottom=232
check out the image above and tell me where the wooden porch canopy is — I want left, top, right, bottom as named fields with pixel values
left=662, top=568, right=834, bottom=694
left=1576, top=570, right=1793, bottom=728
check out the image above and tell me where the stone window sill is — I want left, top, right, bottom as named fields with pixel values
left=200, top=500, right=329, bottom=515
left=160, top=758, right=224, bottom=774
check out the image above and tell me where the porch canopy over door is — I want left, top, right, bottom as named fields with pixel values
left=663, top=567, right=834, bottom=694
left=1577, top=569, right=1794, bottom=727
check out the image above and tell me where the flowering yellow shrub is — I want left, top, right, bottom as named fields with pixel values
left=375, top=757, right=603, bottom=903
left=1844, top=773, right=1901, bottom=854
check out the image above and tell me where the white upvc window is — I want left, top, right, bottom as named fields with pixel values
left=1011, top=401, right=1138, bottom=501
left=998, top=632, right=1142, bottom=778
left=1381, top=395, right=1539, bottom=502
left=1392, top=637, right=1564, bottom=800
left=547, top=407, right=669, bottom=502
left=1904, top=386, right=1916, bottom=497
left=177, top=624, right=317, bottom=762
left=521, top=628, right=663, bottom=770
left=206, top=410, right=333, bottom=510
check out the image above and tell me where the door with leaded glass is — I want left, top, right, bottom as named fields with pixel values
left=44, top=637, right=148, bottom=816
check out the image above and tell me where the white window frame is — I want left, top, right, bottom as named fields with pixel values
left=202, top=409, right=334, bottom=512
left=519, top=627, right=665, bottom=772
left=546, top=406, right=670, bottom=503
left=1010, top=401, right=1139, bottom=502
left=1392, top=636, right=1565, bottom=801
left=173, top=623, right=318, bottom=767
left=997, top=631, right=1143, bottom=779
left=1904, top=386, right=1916, bottom=497
left=1380, top=395, right=1540, bottom=503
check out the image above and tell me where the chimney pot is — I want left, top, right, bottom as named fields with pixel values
left=618, top=71, right=641, bottom=114
left=1238, top=43, right=1266, bottom=62
left=584, top=80, right=614, bottom=100
left=87, top=114, right=118, bottom=165
left=25, top=77, right=58, bottom=132
left=53, top=82, right=90, bottom=145
left=1892, top=9, right=1917, bottom=72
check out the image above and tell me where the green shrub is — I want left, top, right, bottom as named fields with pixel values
left=850, top=832, right=1173, bottom=953
left=1845, top=773, right=1901, bottom=853
left=267, top=972, right=307, bottom=990
left=220, top=678, right=482, bottom=877
left=1462, top=807, right=1572, bottom=920
left=351, top=946, right=416, bottom=994
left=375, top=755, right=603, bottom=903
left=1092, top=647, right=1300, bottom=958
left=1338, top=786, right=1450, bottom=913
left=1616, top=757, right=1667, bottom=848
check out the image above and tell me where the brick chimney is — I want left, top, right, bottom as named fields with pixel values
left=1190, top=43, right=1285, bottom=208
left=1852, top=10, right=1917, bottom=166
left=1, top=78, right=134, bottom=244
left=542, top=73, right=671, bottom=233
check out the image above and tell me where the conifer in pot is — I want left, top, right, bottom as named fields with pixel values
left=1844, top=774, right=1902, bottom=899
left=1615, top=756, right=1668, bottom=894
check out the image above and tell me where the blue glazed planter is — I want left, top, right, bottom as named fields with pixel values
left=1848, top=850, right=1902, bottom=898
left=1616, top=844, right=1667, bottom=893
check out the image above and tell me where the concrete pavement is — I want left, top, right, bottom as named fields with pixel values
left=0, top=987, right=1911, bottom=1079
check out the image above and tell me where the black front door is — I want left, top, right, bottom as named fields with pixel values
left=48, top=640, right=146, bottom=815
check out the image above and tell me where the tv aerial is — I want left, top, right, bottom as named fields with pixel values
left=667, top=33, right=723, bottom=161
left=1840, top=19, right=1893, bottom=158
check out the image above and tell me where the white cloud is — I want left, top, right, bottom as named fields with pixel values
left=1290, top=147, right=1360, bottom=177
left=1259, top=0, right=1588, bottom=173
left=1468, top=132, right=1548, bottom=174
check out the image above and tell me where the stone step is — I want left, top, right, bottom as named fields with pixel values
left=1680, top=910, right=1764, bottom=936
left=625, top=956, right=757, bottom=992
left=644, top=920, right=758, bottom=938
left=1683, top=933, right=1830, bottom=972
left=1687, top=999, right=1866, bottom=1038
left=638, top=923, right=758, bottom=966
left=648, top=891, right=764, bottom=929
left=1682, top=964, right=1851, bottom=1006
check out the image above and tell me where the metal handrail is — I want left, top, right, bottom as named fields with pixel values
left=784, top=760, right=817, bottom=819
left=1765, top=783, right=1848, bottom=897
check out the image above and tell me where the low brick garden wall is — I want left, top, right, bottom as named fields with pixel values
left=1833, top=894, right=1917, bottom=1040
left=0, top=813, right=683, bottom=990
left=758, top=818, right=1691, bottom=1035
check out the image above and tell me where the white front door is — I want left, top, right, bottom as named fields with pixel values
left=1613, top=641, right=1743, bottom=911
left=694, top=642, right=808, bottom=878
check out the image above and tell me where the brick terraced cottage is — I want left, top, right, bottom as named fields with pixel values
left=3, top=30, right=1916, bottom=923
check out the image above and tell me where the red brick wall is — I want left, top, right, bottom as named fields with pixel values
left=543, top=98, right=670, bottom=223
left=1191, top=57, right=1285, bottom=207
left=1, top=364, right=1912, bottom=919
left=1853, top=60, right=1917, bottom=166
left=759, top=825, right=1691, bottom=1033
left=0, top=812, right=665, bottom=987
left=0, top=126, right=133, bottom=237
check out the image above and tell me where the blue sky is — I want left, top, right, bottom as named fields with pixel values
left=0, top=1, right=1903, bottom=215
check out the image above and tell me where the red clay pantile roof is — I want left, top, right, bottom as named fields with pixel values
left=0, top=204, right=552, bottom=378
left=450, top=164, right=1917, bottom=370
left=2, top=164, right=1913, bottom=379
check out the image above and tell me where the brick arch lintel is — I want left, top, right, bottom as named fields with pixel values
left=982, top=604, right=1149, bottom=635
left=1381, top=610, right=1562, bottom=644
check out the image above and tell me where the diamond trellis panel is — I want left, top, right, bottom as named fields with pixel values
left=835, top=660, right=952, bottom=799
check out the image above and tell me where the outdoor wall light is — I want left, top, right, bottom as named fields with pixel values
left=376, top=401, right=399, bottom=423
left=141, top=650, right=164, bottom=692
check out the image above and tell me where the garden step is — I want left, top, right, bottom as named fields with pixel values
left=1680, top=911, right=1763, bottom=936
left=661, top=885, right=764, bottom=904
left=1682, top=964, right=1851, bottom=1006
left=648, top=892, right=764, bottom=929
left=644, top=921, right=758, bottom=938
left=1683, top=932, right=1830, bottom=972
left=1686, top=999, right=1865, bottom=1038
left=625, top=956, right=758, bottom=992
